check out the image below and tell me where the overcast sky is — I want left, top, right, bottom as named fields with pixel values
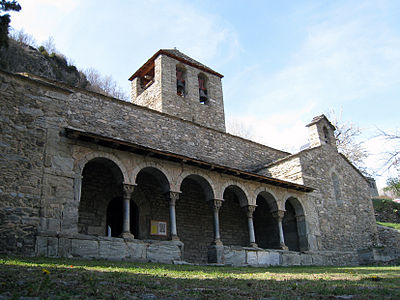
left=9, top=0, right=399, bottom=189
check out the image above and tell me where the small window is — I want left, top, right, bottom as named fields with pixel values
left=198, top=73, right=208, bottom=103
left=323, top=126, right=330, bottom=144
left=331, top=173, right=343, bottom=206
left=176, top=65, right=186, bottom=97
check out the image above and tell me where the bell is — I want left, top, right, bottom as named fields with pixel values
left=177, top=79, right=185, bottom=89
left=177, top=79, right=185, bottom=96
left=199, top=89, right=208, bottom=102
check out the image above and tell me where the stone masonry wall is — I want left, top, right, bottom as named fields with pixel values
left=376, top=225, right=400, bottom=260
left=0, top=73, right=47, bottom=254
left=1, top=69, right=368, bottom=263
left=3, top=72, right=287, bottom=171
left=160, top=55, right=226, bottom=132
left=296, top=145, right=378, bottom=251
left=264, top=156, right=303, bottom=184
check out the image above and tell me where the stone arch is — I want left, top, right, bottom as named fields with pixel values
left=220, top=181, right=250, bottom=206
left=132, top=162, right=172, bottom=193
left=133, top=165, right=172, bottom=241
left=177, top=172, right=215, bottom=200
left=78, top=157, right=125, bottom=236
left=283, top=197, right=308, bottom=251
left=254, top=190, right=280, bottom=249
left=75, top=151, right=130, bottom=184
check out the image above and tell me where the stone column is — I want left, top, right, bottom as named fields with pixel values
left=121, top=183, right=135, bottom=239
left=165, top=191, right=181, bottom=241
left=208, top=198, right=224, bottom=263
left=272, top=210, right=288, bottom=250
left=209, top=199, right=223, bottom=245
left=245, top=205, right=257, bottom=247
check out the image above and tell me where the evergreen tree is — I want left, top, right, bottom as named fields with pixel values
left=0, top=0, right=21, bottom=48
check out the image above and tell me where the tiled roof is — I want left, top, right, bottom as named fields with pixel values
left=129, top=49, right=223, bottom=81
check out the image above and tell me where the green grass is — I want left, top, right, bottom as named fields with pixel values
left=377, top=221, right=400, bottom=231
left=0, top=256, right=399, bottom=299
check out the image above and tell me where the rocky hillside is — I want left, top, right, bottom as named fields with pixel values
left=373, top=198, right=400, bottom=223
left=0, top=39, right=90, bottom=88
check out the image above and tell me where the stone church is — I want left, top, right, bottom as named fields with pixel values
left=1, top=49, right=399, bottom=266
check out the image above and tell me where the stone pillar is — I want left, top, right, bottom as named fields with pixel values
left=209, top=199, right=224, bottom=245
left=245, top=205, right=257, bottom=247
left=208, top=198, right=224, bottom=263
left=272, top=210, right=288, bottom=250
left=121, top=183, right=135, bottom=239
left=165, top=191, right=181, bottom=241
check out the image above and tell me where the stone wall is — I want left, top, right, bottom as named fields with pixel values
left=376, top=225, right=400, bottom=261
left=265, top=156, right=303, bottom=184
left=291, top=145, right=378, bottom=251
left=0, top=69, right=385, bottom=266
left=36, top=233, right=183, bottom=264
left=160, top=55, right=226, bottom=132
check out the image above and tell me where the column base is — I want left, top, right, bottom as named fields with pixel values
left=120, top=232, right=135, bottom=241
left=170, top=235, right=180, bottom=241
left=279, top=244, right=288, bottom=250
left=212, top=239, right=223, bottom=246
left=249, top=242, right=258, bottom=248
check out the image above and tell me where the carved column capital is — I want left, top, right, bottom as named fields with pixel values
left=245, top=205, right=257, bottom=218
left=164, top=190, right=181, bottom=206
left=209, top=199, right=224, bottom=211
left=272, top=210, right=286, bottom=221
left=123, top=183, right=136, bottom=199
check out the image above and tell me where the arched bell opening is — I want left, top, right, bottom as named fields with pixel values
left=177, top=174, right=214, bottom=263
left=106, top=196, right=139, bottom=238
left=254, top=192, right=280, bottom=249
left=176, top=64, right=186, bottom=97
left=134, top=167, right=171, bottom=240
left=198, top=73, right=209, bottom=103
left=220, top=185, right=248, bottom=247
left=78, top=157, right=124, bottom=236
left=283, top=197, right=308, bottom=252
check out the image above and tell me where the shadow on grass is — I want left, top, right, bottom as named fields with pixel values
left=0, top=256, right=399, bottom=299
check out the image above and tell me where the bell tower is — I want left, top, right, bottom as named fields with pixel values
left=306, top=115, right=337, bottom=150
left=129, top=49, right=226, bottom=132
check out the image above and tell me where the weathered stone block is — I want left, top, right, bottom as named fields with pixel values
left=281, top=252, right=301, bottom=266
left=126, top=241, right=147, bottom=262
left=35, top=236, right=48, bottom=256
left=47, top=237, right=59, bottom=257
left=223, top=248, right=246, bottom=266
left=58, top=237, right=72, bottom=258
left=147, top=241, right=182, bottom=263
left=71, top=239, right=99, bottom=258
left=257, top=251, right=280, bottom=266
left=99, top=240, right=128, bottom=260
left=246, top=250, right=258, bottom=265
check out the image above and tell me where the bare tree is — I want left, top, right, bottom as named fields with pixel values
left=83, top=67, right=128, bottom=101
left=327, top=109, right=369, bottom=174
left=9, top=28, right=36, bottom=47
left=378, top=128, right=400, bottom=172
left=42, top=36, right=57, bottom=54
left=226, top=118, right=254, bottom=140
